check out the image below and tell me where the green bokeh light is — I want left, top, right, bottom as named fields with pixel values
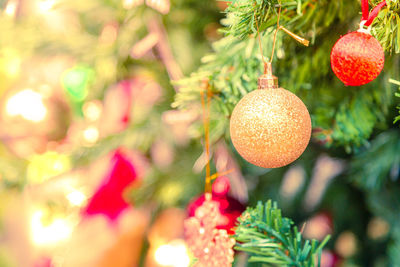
left=61, top=66, right=93, bottom=102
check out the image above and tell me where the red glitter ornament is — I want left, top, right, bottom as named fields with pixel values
left=330, top=31, right=384, bottom=86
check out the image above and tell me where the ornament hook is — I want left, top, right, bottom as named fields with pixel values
left=258, top=62, right=278, bottom=89
left=358, top=20, right=372, bottom=34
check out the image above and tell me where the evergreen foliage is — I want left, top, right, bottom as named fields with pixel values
left=234, top=200, right=330, bottom=266
left=174, top=0, right=399, bottom=151
left=1, top=0, right=400, bottom=265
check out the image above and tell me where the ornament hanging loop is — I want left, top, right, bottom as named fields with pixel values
left=358, top=20, right=372, bottom=34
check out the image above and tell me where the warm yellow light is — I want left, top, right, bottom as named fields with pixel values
left=100, top=25, right=118, bottom=44
left=4, top=0, right=17, bottom=16
left=83, top=101, right=102, bottom=121
left=31, top=210, right=73, bottom=246
left=83, top=126, right=99, bottom=143
left=37, top=0, right=56, bottom=13
left=66, top=190, right=87, bottom=207
left=123, top=0, right=144, bottom=9
left=154, top=239, right=190, bottom=267
left=27, top=152, right=71, bottom=183
left=6, top=89, right=47, bottom=122
left=146, top=0, right=170, bottom=14
left=1, top=48, right=21, bottom=77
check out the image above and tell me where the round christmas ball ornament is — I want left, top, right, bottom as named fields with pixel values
left=230, top=63, right=311, bottom=168
left=330, top=29, right=384, bottom=86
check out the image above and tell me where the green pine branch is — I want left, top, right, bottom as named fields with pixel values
left=175, top=0, right=397, bottom=151
left=364, top=187, right=400, bottom=266
left=389, top=78, right=400, bottom=123
left=389, top=241, right=400, bottom=266
left=224, top=0, right=400, bottom=53
left=350, top=130, right=400, bottom=190
left=326, top=87, right=391, bottom=152
left=370, top=0, right=400, bottom=53
left=234, top=200, right=330, bottom=267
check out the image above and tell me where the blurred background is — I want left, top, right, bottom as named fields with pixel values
left=0, top=0, right=399, bottom=266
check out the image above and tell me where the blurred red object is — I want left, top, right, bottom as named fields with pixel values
left=33, top=257, right=53, bottom=267
left=321, top=250, right=341, bottom=267
left=100, top=77, right=161, bottom=135
left=83, top=149, right=140, bottom=221
left=303, top=212, right=333, bottom=241
left=212, top=176, right=230, bottom=197
left=216, top=1, right=230, bottom=10
left=187, top=177, right=245, bottom=234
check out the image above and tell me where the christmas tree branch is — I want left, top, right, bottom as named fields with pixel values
left=364, top=187, right=400, bottom=266
left=389, top=78, right=400, bottom=123
left=234, top=200, right=330, bottom=266
left=225, top=0, right=400, bottom=53
left=174, top=0, right=397, bottom=151
left=370, top=0, right=400, bottom=53
left=350, top=130, right=400, bottom=190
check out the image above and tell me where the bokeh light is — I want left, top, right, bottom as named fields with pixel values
left=83, top=126, right=99, bottom=144
left=6, top=89, right=47, bottom=122
left=61, top=66, right=92, bottom=102
left=66, top=189, right=87, bottom=207
left=30, top=209, right=73, bottom=246
left=27, top=151, right=71, bottom=183
left=154, top=239, right=190, bottom=267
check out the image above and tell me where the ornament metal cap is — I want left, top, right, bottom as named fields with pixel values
left=357, top=20, right=372, bottom=34
left=258, top=62, right=278, bottom=89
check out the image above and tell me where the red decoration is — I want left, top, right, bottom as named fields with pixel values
left=33, top=257, right=53, bottom=267
left=361, top=0, right=387, bottom=27
left=321, top=250, right=341, bottom=267
left=187, top=177, right=245, bottom=234
left=211, top=176, right=230, bottom=197
left=119, top=80, right=133, bottom=126
left=184, top=195, right=235, bottom=267
left=101, top=78, right=161, bottom=134
left=330, top=32, right=384, bottom=86
left=83, top=149, right=139, bottom=221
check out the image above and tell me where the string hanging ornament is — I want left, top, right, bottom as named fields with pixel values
left=184, top=82, right=236, bottom=267
left=331, top=0, right=386, bottom=86
left=230, top=2, right=312, bottom=169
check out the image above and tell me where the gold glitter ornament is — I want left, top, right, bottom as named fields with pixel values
left=230, top=63, right=311, bottom=168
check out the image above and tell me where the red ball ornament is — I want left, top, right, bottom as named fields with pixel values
left=330, top=31, right=384, bottom=86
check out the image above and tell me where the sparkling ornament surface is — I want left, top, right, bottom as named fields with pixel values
left=230, top=88, right=311, bottom=168
left=184, top=195, right=235, bottom=267
left=330, top=31, right=384, bottom=86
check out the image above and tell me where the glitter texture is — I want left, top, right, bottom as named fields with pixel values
left=184, top=195, right=235, bottom=267
left=230, top=88, right=311, bottom=168
left=331, top=31, right=384, bottom=86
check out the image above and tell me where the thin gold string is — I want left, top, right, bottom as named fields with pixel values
left=200, top=82, right=212, bottom=193
left=254, top=0, right=309, bottom=69
left=201, top=81, right=233, bottom=194
left=254, top=3, right=268, bottom=72
left=270, top=2, right=282, bottom=64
